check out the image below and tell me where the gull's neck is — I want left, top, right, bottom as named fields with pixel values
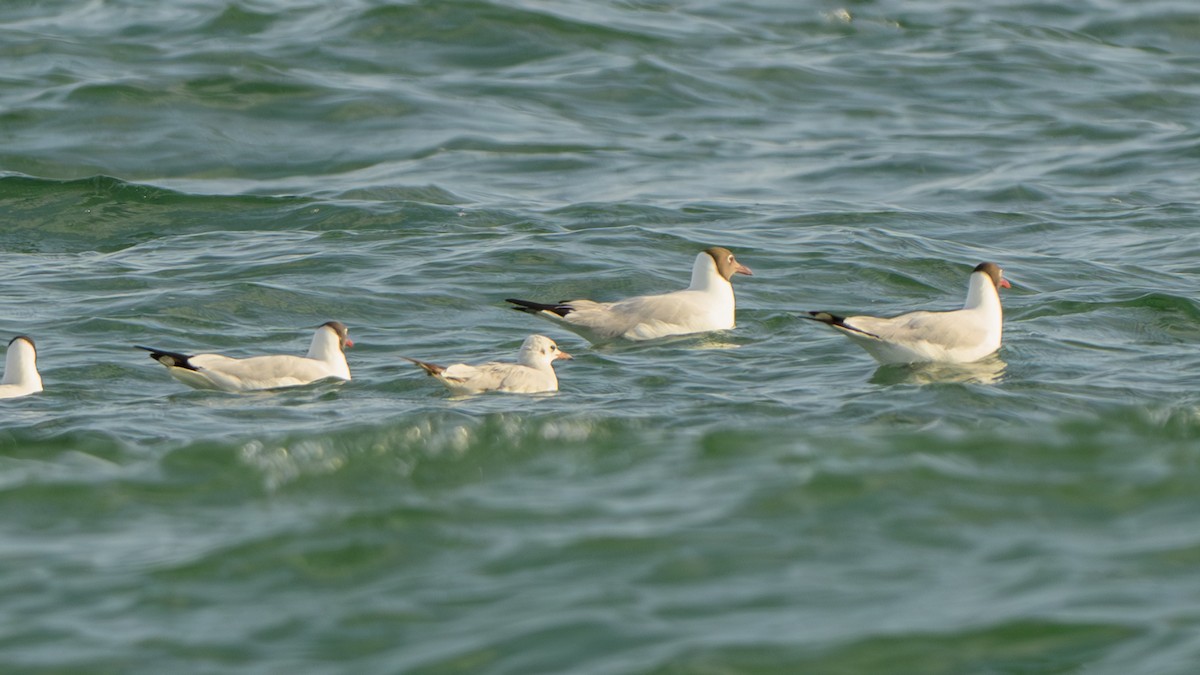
left=964, top=271, right=1002, bottom=315
left=307, top=327, right=350, bottom=377
left=2, top=342, right=42, bottom=391
left=687, top=252, right=727, bottom=292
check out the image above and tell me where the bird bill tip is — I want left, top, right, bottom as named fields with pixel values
left=736, top=263, right=753, bottom=276
left=556, top=351, right=573, bottom=361
left=999, top=278, right=1012, bottom=289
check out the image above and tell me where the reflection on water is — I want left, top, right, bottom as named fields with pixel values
left=587, top=333, right=743, bottom=353
left=689, top=337, right=742, bottom=351
left=871, top=355, right=1007, bottom=386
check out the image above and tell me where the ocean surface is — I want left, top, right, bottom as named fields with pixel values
left=3, top=1, right=1200, bottom=673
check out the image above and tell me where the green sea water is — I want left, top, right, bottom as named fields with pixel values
left=3, top=1, right=1200, bottom=673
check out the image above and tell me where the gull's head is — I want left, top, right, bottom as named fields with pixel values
left=319, top=321, right=354, bottom=350
left=973, top=262, right=1011, bottom=290
left=704, top=247, right=753, bottom=281
left=520, top=334, right=571, bottom=367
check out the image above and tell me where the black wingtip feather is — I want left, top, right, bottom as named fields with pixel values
left=505, top=298, right=573, bottom=318
left=800, top=312, right=883, bottom=340
left=801, top=311, right=845, bottom=325
left=135, top=345, right=199, bottom=371
left=401, top=356, right=445, bottom=377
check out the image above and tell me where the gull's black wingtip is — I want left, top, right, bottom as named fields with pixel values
left=505, top=298, right=573, bottom=318
left=801, top=311, right=845, bottom=325
left=799, top=312, right=882, bottom=340
left=401, top=356, right=445, bottom=377
left=135, top=345, right=198, bottom=371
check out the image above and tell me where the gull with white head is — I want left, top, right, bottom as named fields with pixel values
left=404, top=334, right=572, bottom=395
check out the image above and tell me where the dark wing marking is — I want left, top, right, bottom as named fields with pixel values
left=800, top=312, right=883, bottom=340
left=505, top=298, right=574, bottom=318
left=401, top=356, right=445, bottom=377
left=135, top=345, right=199, bottom=371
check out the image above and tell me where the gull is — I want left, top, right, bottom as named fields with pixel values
left=404, top=334, right=571, bottom=395
left=0, top=336, right=43, bottom=399
left=137, top=321, right=353, bottom=392
left=506, top=246, right=752, bottom=343
left=804, top=262, right=1011, bottom=364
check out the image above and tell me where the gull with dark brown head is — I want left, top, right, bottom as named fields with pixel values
left=404, top=334, right=571, bottom=395
left=804, top=262, right=1011, bottom=365
left=136, top=321, right=353, bottom=392
left=506, top=247, right=752, bottom=344
left=0, top=336, right=43, bottom=399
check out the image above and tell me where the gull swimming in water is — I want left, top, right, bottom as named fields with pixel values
left=404, top=334, right=571, bottom=395
left=137, top=321, right=353, bottom=392
left=804, top=262, right=1011, bottom=365
left=506, top=247, right=752, bottom=343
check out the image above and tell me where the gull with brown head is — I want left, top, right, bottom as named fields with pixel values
left=136, top=321, right=353, bottom=392
left=804, top=262, right=1011, bottom=365
left=506, top=247, right=753, bottom=344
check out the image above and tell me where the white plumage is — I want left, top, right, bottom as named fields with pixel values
left=405, top=334, right=571, bottom=395
left=138, top=321, right=353, bottom=392
left=506, top=247, right=752, bottom=343
left=0, top=336, right=43, bottom=400
left=806, top=262, right=1011, bottom=365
